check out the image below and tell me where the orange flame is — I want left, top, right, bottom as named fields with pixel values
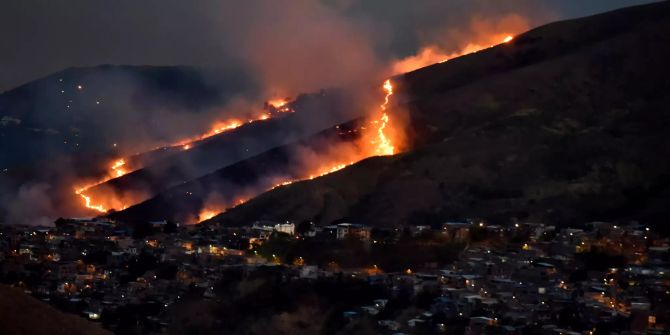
left=111, top=159, right=127, bottom=178
left=74, top=158, right=135, bottom=213
left=75, top=189, right=107, bottom=213
left=372, top=79, right=395, bottom=156
left=198, top=209, right=218, bottom=222
left=268, top=98, right=289, bottom=108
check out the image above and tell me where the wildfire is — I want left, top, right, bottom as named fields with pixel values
left=73, top=158, right=136, bottom=213
left=111, top=159, right=127, bottom=178
left=268, top=98, right=289, bottom=108
left=172, top=119, right=244, bottom=147
left=392, top=34, right=516, bottom=74
left=197, top=209, right=218, bottom=222
left=75, top=189, right=107, bottom=213
left=435, top=34, right=514, bottom=64
left=169, top=98, right=294, bottom=147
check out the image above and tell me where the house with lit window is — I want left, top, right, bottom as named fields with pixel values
left=336, top=223, right=371, bottom=240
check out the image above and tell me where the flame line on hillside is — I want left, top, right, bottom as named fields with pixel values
left=74, top=99, right=294, bottom=213
left=392, top=34, right=514, bottom=75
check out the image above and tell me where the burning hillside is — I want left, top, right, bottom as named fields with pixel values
left=392, top=34, right=515, bottom=75
left=73, top=99, right=294, bottom=213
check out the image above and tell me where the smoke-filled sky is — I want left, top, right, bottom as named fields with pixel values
left=0, top=0, right=656, bottom=92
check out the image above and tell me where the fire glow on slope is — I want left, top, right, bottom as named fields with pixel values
left=195, top=80, right=399, bottom=223
left=75, top=99, right=294, bottom=213
left=392, top=34, right=514, bottom=75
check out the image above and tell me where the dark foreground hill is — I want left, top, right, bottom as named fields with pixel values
left=202, top=2, right=670, bottom=231
left=0, top=285, right=110, bottom=335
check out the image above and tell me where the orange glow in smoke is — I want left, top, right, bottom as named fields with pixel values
left=268, top=98, right=289, bottom=108
left=198, top=209, right=218, bottom=222
left=111, top=159, right=127, bottom=178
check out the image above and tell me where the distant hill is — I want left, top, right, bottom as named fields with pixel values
left=0, top=65, right=253, bottom=169
left=199, top=2, right=670, bottom=231
left=0, top=285, right=111, bottom=335
left=0, top=64, right=258, bottom=222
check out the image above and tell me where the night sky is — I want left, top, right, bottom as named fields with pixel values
left=0, top=0, right=656, bottom=92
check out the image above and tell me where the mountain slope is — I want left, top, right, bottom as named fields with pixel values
left=207, top=2, right=670, bottom=230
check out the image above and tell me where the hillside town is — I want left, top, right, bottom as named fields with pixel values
left=0, top=218, right=668, bottom=334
